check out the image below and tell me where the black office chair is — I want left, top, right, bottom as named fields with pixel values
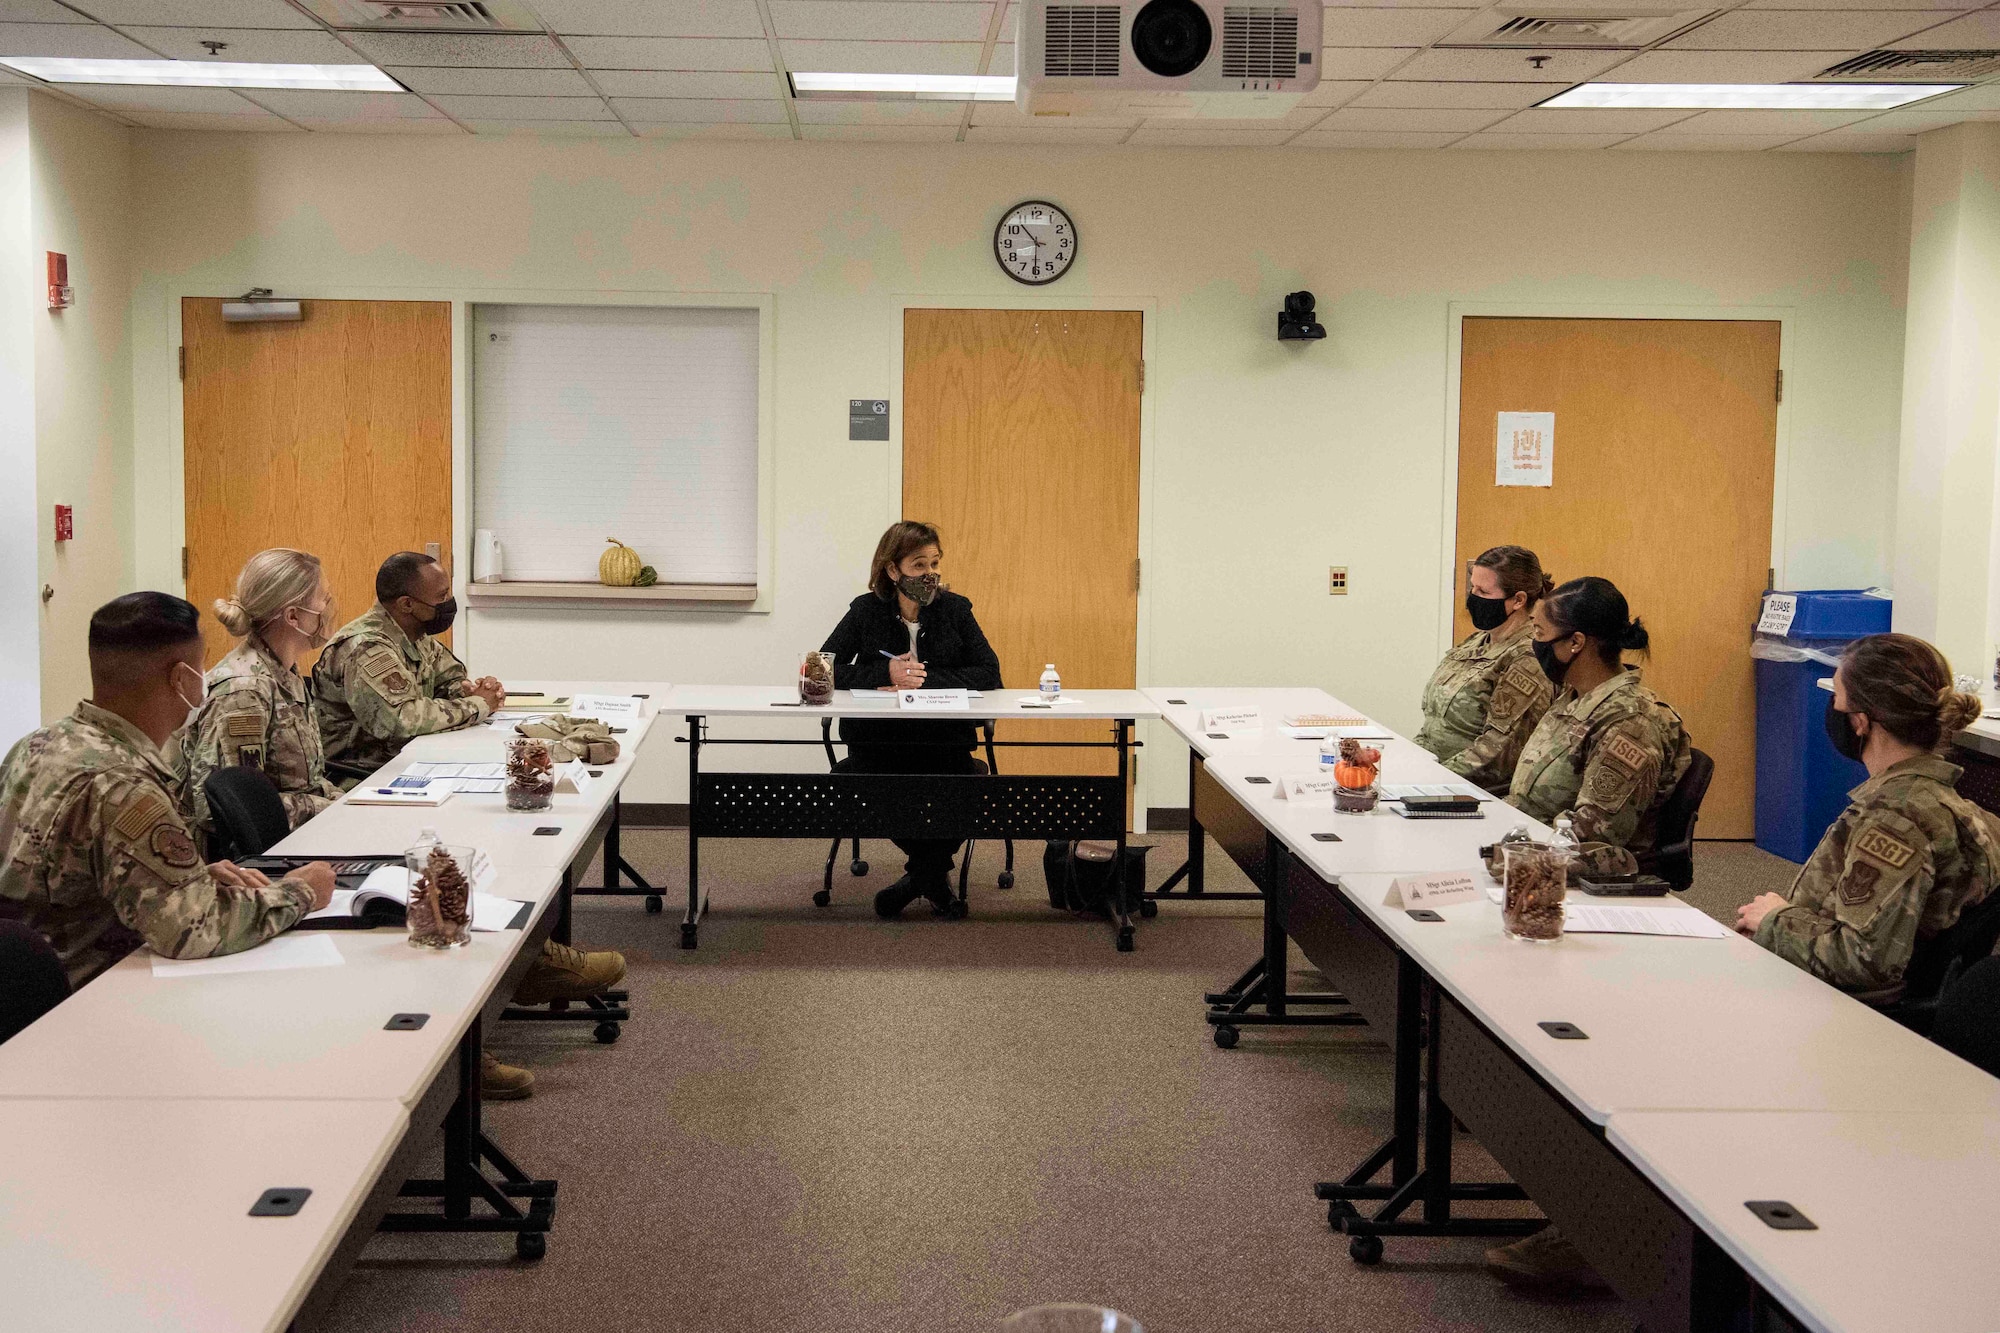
left=203, top=766, right=293, bottom=861
left=1886, top=886, right=2000, bottom=1036
left=1638, top=747, right=1714, bottom=891
left=0, top=921, right=69, bottom=1044
left=1930, top=954, right=2000, bottom=1079
left=817, top=717, right=1016, bottom=909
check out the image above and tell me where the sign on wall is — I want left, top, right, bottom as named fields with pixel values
left=849, top=399, right=890, bottom=441
left=1496, top=411, right=1555, bottom=487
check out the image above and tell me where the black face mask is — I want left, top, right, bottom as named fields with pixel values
left=1824, top=699, right=1866, bottom=762
left=1532, top=635, right=1570, bottom=687
left=1466, top=593, right=1510, bottom=632
left=896, top=573, right=941, bottom=607
left=415, top=595, right=457, bottom=637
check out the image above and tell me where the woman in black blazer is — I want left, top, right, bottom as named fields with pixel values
left=821, top=520, right=1003, bottom=919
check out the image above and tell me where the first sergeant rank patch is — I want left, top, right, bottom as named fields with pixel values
left=1603, top=732, right=1650, bottom=774
left=1853, top=826, right=1917, bottom=872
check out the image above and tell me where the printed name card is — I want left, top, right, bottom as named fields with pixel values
left=899, top=689, right=970, bottom=712
left=570, top=693, right=645, bottom=722
left=1276, top=776, right=1337, bottom=805
left=554, top=760, right=594, bottom=795
left=1384, top=871, right=1483, bottom=909
left=1200, top=706, right=1262, bottom=731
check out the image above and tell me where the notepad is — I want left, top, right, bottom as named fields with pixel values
left=1283, top=713, right=1369, bottom=729
left=348, top=780, right=455, bottom=806
left=150, top=932, right=345, bottom=978
left=1562, top=903, right=1732, bottom=939
left=401, top=762, right=505, bottom=795
left=1382, top=782, right=1493, bottom=802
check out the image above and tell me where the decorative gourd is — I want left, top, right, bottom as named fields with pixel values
left=1334, top=738, right=1381, bottom=791
left=599, top=539, right=642, bottom=587
left=634, top=565, right=658, bottom=588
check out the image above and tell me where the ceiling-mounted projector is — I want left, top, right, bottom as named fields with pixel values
left=1015, top=0, right=1321, bottom=119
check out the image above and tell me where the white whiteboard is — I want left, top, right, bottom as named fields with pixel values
left=472, top=304, right=760, bottom=585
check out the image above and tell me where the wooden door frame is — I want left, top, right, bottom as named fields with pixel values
left=1439, top=302, right=1796, bottom=663
left=147, top=282, right=780, bottom=667
left=891, top=293, right=1160, bottom=824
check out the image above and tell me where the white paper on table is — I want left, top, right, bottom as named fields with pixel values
left=1496, top=411, right=1554, bottom=487
left=1562, top=902, right=1732, bottom=939
left=1015, top=695, right=1083, bottom=709
left=842, top=689, right=898, bottom=705
left=1328, top=726, right=1395, bottom=741
left=151, top=932, right=345, bottom=978
left=402, top=761, right=506, bottom=795
left=1381, top=782, right=1494, bottom=803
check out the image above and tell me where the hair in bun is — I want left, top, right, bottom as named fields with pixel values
left=1543, top=576, right=1648, bottom=665
left=212, top=597, right=254, bottom=637
left=220, top=548, right=323, bottom=640
left=1841, top=633, right=1975, bottom=751
left=1471, top=545, right=1552, bottom=607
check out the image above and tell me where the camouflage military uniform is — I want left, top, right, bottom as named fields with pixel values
left=313, top=605, right=490, bottom=779
left=1756, top=755, right=2000, bottom=1006
left=0, top=702, right=316, bottom=987
left=182, top=634, right=342, bottom=836
left=1506, top=668, right=1692, bottom=859
left=1414, top=625, right=1553, bottom=794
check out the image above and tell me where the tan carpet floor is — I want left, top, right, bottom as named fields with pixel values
left=317, top=835, right=1800, bottom=1333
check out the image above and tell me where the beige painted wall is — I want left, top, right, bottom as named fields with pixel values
left=31, top=92, right=133, bottom=723
left=0, top=92, right=37, bottom=745
left=124, top=134, right=1913, bottom=806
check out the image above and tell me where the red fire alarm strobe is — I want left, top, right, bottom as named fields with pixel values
left=54, top=505, right=73, bottom=542
left=47, top=253, right=72, bottom=310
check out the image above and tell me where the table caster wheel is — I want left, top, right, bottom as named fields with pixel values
left=812, top=889, right=831, bottom=907
left=644, top=895, right=662, bottom=915
left=997, top=870, right=1015, bottom=889
left=1326, top=1200, right=1358, bottom=1230
left=1138, top=899, right=1158, bottom=918
left=1213, top=1025, right=1239, bottom=1049
left=850, top=859, right=868, bottom=877
left=679, top=923, right=698, bottom=949
left=950, top=900, right=968, bottom=920
left=516, top=1231, right=547, bottom=1262
left=593, top=1021, right=621, bottom=1044
left=1348, top=1235, right=1383, bottom=1266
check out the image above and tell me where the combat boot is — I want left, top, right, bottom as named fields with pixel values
left=510, top=939, right=627, bottom=1006
left=1485, top=1225, right=1610, bottom=1290
left=481, top=1050, right=535, bottom=1101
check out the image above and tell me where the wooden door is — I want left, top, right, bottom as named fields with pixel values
left=903, top=309, right=1143, bottom=778
left=182, top=298, right=453, bottom=669
left=1456, top=317, right=1780, bottom=839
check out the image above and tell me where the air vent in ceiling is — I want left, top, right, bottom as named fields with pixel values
left=1044, top=5, right=1122, bottom=78
left=299, top=0, right=542, bottom=31
left=1224, top=7, right=1300, bottom=79
left=1817, top=49, right=2000, bottom=82
left=1440, top=5, right=1718, bottom=49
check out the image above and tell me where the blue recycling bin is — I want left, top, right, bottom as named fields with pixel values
left=1753, top=590, right=1893, bottom=863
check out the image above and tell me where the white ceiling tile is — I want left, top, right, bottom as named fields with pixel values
left=1614, top=133, right=1796, bottom=150
left=131, top=110, right=300, bottom=129
left=1124, top=125, right=1292, bottom=145
left=248, top=89, right=444, bottom=119
left=779, top=38, right=982, bottom=72
left=633, top=121, right=795, bottom=138
left=76, top=0, right=319, bottom=26
left=794, top=98, right=966, bottom=123
left=1322, top=0, right=1472, bottom=6
left=962, top=124, right=1128, bottom=143
left=464, top=119, right=628, bottom=135
left=1743, top=0, right=1980, bottom=8
left=1889, top=10, right=2000, bottom=43
left=388, top=66, right=597, bottom=95
left=967, top=101, right=1137, bottom=126
left=991, top=39, right=1013, bottom=73
left=59, top=81, right=262, bottom=111
left=609, top=95, right=790, bottom=121
left=1295, top=79, right=1372, bottom=107
left=799, top=122, right=959, bottom=139
left=1317, top=46, right=1415, bottom=79
left=1452, top=131, right=1628, bottom=148
left=0, top=0, right=86, bottom=21
left=1319, top=105, right=1509, bottom=130
left=1665, top=108, right=1880, bottom=133
left=1845, top=107, right=2000, bottom=130
left=1602, top=50, right=1858, bottom=81
left=590, top=69, right=775, bottom=96
left=1905, top=84, right=2000, bottom=111
left=122, top=27, right=370, bottom=63
left=529, top=0, right=767, bottom=38
left=339, top=32, right=574, bottom=68
left=1321, top=7, right=1475, bottom=45
left=0, top=20, right=153, bottom=56
left=770, top=1, right=992, bottom=41
left=1390, top=48, right=1623, bottom=82
left=1357, top=80, right=1566, bottom=109
left=1288, top=129, right=1464, bottom=148
left=1664, top=9, right=1959, bottom=48
left=296, top=117, right=464, bottom=133
left=566, top=35, right=773, bottom=69
left=430, top=93, right=614, bottom=119
left=1493, top=107, right=1698, bottom=133
left=1776, top=130, right=1915, bottom=151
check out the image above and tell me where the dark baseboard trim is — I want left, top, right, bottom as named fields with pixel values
left=622, top=803, right=688, bottom=828
left=1146, top=807, right=1189, bottom=831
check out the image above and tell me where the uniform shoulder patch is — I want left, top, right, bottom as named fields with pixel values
left=110, top=788, right=172, bottom=842
left=225, top=711, right=264, bottom=738
left=361, top=648, right=414, bottom=698
left=1853, top=825, right=1917, bottom=871
left=1839, top=861, right=1881, bottom=906
left=148, top=822, right=201, bottom=869
left=1602, top=731, right=1651, bottom=775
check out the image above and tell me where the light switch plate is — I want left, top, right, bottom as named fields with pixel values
left=1329, top=566, right=1348, bottom=595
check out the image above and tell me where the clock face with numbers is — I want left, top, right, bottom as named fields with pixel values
left=994, top=200, right=1077, bottom=286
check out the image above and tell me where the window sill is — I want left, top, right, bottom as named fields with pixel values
left=465, top=581, right=758, bottom=606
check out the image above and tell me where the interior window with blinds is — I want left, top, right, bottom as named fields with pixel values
left=472, top=304, right=760, bottom=587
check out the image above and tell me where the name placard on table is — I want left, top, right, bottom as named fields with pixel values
left=1276, top=775, right=1337, bottom=805
left=1200, top=706, right=1263, bottom=731
left=899, top=689, right=970, bottom=712
left=1383, top=871, right=1483, bottom=909
left=569, top=693, right=646, bottom=722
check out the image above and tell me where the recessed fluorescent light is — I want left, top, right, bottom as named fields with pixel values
left=790, top=72, right=1016, bottom=102
left=1540, top=82, right=1962, bottom=110
left=0, top=57, right=400, bottom=91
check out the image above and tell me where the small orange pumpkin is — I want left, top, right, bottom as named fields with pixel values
left=1334, top=738, right=1381, bottom=790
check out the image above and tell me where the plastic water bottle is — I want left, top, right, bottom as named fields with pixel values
left=1039, top=663, right=1061, bottom=703
left=1551, top=814, right=1577, bottom=852
left=1319, top=735, right=1341, bottom=770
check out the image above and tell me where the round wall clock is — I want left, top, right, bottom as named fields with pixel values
left=994, top=200, right=1078, bottom=286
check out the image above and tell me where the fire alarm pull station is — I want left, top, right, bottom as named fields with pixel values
left=47, top=253, right=72, bottom=310
left=54, top=506, right=73, bottom=542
